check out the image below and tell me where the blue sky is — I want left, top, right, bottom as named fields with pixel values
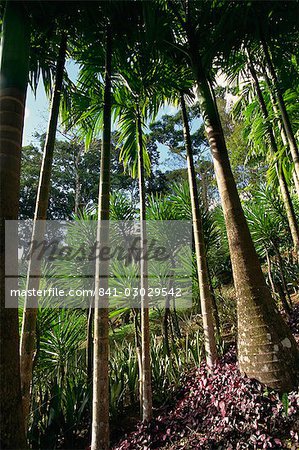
left=23, top=60, right=78, bottom=146
left=23, top=80, right=49, bottom=147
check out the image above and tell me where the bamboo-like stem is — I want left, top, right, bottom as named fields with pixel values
left=180, top=92, right=217, bottom=367
left=136, top=106, right=153, bottom=422
left=91, top=24, right=112, bottom=450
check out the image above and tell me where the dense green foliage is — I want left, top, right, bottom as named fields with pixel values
left=1, top=0, right=299, bottom=449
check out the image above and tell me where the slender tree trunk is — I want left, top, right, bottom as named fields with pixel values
left=263, top=70, right=299, bottom=197
left=171, top=301, right=181, bottom=338
left=74, top=144, right=83, bottom=215
left=136, top=346, right=143, bottom=412
left=180, top=92, right=217, bottom=367
left=87, top=303, right=94, bottom=385
left=247, top=54, right=299, bottom=253
left=265, top=250, right=276, bottom=295
left=169, top=310, right=175, bottom=344
left=91, top=25, right=112, bottom=450
left=272, top=243, right=292, bottom=311
left=136, top=108, right=153, bottom=422
left=277, top=174, right=299, bottom=255
left=261, top=38, right=299, bottom=185
left=163, top=296, right=171, bottom=356
left=189, top=41, right=299, bottom=391
left=275, top=281, right=290, bottom=314
left=207, top=264, right=221, bottom=338
left=0, top=3, right=29, bottom=448
left=293, top=172, right=299, bottom=196
left=19, top=33, right=67, bottom=426
left=273, top=98, right=299, bottom=197
left=133, top=308, right=143, bottom=411
left=201, top=172, right=209, bottom=211
left=163, top=257, right=176, bottom=355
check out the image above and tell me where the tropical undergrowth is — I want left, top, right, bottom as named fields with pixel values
left=26, top=300, right=299, bottom=450
left=26, top=308, right=209, bottom=449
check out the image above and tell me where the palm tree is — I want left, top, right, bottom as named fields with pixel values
left=91, top=24, right=112, bottom=450
left=194, top=54, right=299, bottom=394
left=20, top=32, right=68, bottom=426
left=260, top=36, right=299, bottom=185
left=113, top=13, right=176, bottom=419
left=180, top=92, right=217, bottom=366
left=61, top=2, right=151, bottom=438
left=262, top=69, right=299, bottom=197
left=146, top=193, right=174, bottom=355
left=136, top=105, right=153, bottom=422
left=246, top=51, right=299, bottom=254
left=166, top=0, right=299, bottom=391
left=116, top=86, right=153, bottom=421
left=0, top=2, right=29, bottom=447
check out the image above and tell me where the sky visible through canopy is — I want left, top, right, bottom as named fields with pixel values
left=23, top=59, right=207, bottom=170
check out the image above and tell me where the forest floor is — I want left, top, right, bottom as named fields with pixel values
left=112, top=302, right=299, bottom=450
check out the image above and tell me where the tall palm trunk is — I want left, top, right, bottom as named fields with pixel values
left=74, top=144, right=83, bottom=214
left=19, top=33, right=67, bottom=425
left=163, top=256, right=175, bottom=356
left=136, top=107, right=153, bottom=422
left=207, top=264, right=221, bottom=338
left=261, top=38, right=299, bottom=185
left=189, top=42, right=299, bottom=391
left=91, top=25, right=112, bottom=450
left=163, top=297, right=171, bottom=356
left=0, top=3, right=29, bottom=448
left=247, top=54, right=299, bottom=253
left=86, top=304, right=94, bottom=385
left=133, top=308, right=143, bottom=410
left=180, top=92, right=217, bottom=367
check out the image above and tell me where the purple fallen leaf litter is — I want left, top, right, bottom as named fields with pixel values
left=113, top=346, right=299, bottom=449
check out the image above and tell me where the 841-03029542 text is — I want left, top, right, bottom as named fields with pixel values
left=10, top=287, right=183, bottom=298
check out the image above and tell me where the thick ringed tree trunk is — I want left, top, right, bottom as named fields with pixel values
left=180, top=92, right=217, bottom=367
left=91, top=25, right=112, bottom=450
left=136, top=107, right=153, bottom=422
left=19, top=33, right=67, bottom=426
left=0, top=2, right=29, bottom=448
left=261, top=38, right=299, bottom=186
left=247, top=55, right=299, bottom=254
left=190, top=48, right=299, bottom=391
